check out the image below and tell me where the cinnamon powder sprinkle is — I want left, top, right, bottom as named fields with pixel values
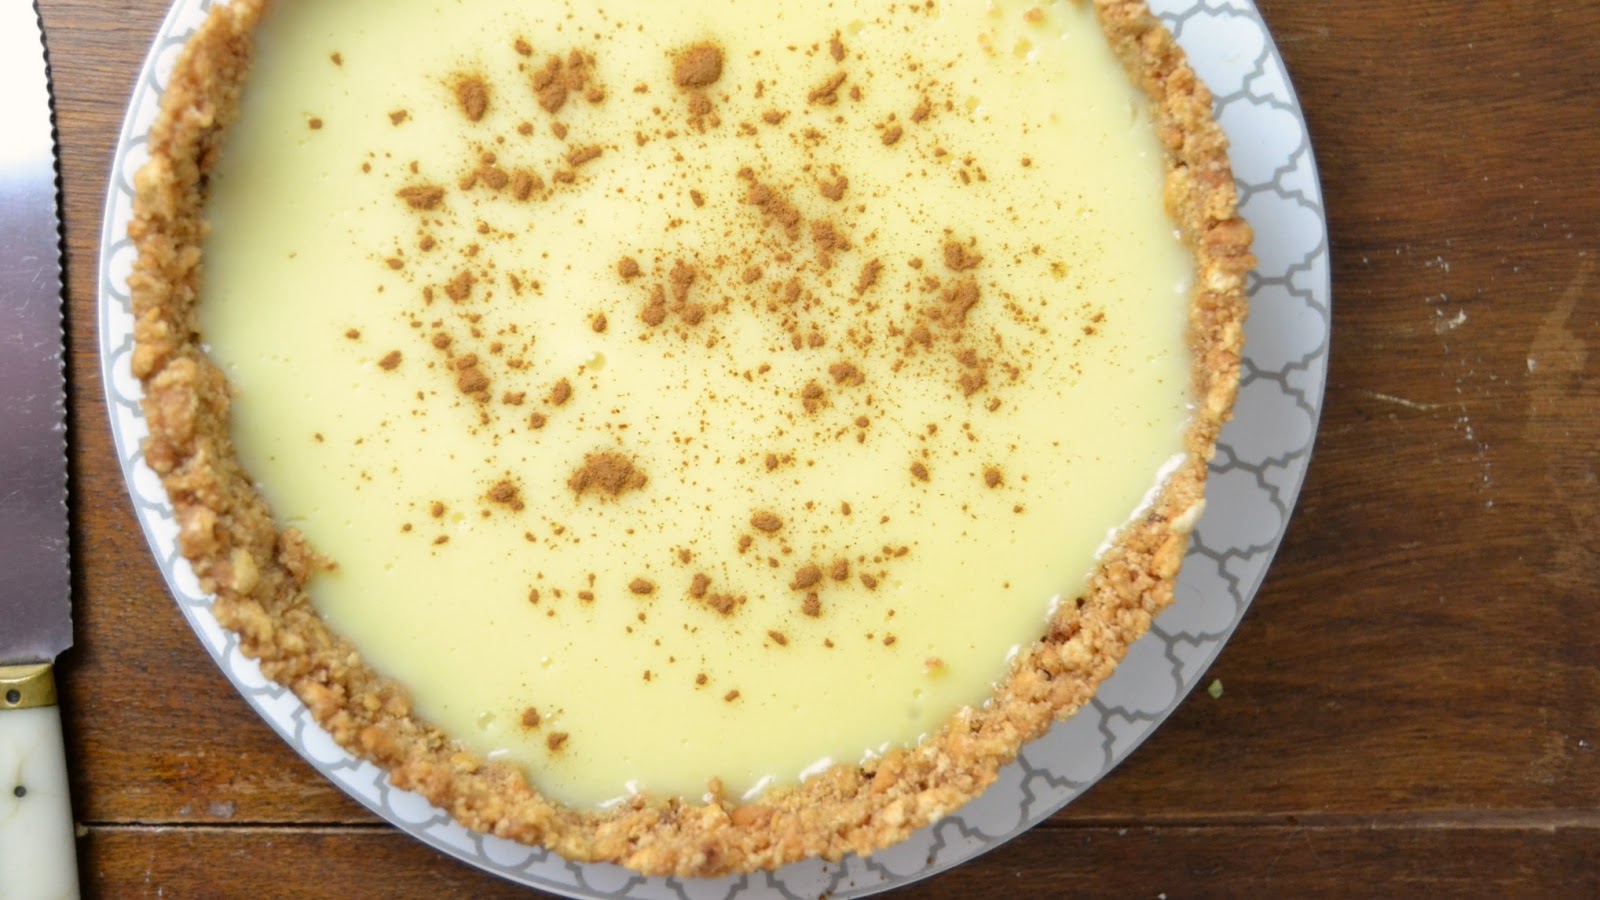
left=378, top=350, right=402, bottom=371
left=984, top=467, right=1003, bottom=488
left=802, top=594, right=821, bottom=617
left=618, top=256, right=641, bottom=280
left=629, top=578, right=656, bottom=595
left=546, top=732, right=569, bottom=752
left=767, top=630, right=789, bottom=646
left=750, top=511, right=782, bottom=533
left=723, top=690, right=740, bottom=703
left=520, top=707, right=541, bottom=729
left=689, top=572, right=710, bottom=599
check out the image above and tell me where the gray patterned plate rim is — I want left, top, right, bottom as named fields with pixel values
left=97, top=0, right=1328, bottom=895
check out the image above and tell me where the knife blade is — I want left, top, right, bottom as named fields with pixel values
left=0, top=1, right=80, bottom=896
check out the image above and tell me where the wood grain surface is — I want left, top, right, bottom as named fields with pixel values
left=35, top=0, right=1600, bottom=896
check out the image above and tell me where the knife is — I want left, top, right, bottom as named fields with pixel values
left=0, top=1, right=79, bottom=897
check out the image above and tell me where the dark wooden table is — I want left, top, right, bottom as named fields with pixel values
left=40, top=0, right=1600, bottom=895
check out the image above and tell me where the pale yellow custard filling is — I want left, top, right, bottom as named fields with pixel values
left=199, top=0, right=1194, bottom=808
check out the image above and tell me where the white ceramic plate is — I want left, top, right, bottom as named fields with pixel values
left=98, top=0, right=1327, bottom=894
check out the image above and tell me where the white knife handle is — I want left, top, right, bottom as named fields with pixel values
left=0, top=664, right=79, bottom=900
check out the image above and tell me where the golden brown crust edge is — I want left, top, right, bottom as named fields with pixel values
left=127, top=0, right=1252, bottom=878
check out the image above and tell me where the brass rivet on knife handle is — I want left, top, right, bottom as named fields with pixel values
left=0, top=663, right=57, bottom=710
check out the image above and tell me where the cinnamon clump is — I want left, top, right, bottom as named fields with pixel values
left=943, top=240, right=983, bottom=271
left=547, top=378, right=572, bottom=406
left=750, top=511, right=782, bottom=533
left=487, top=480, right=525, bottom=511
left=396, top=184, right=444, bottom=211
left=828, top=361, right=864, bottom=386
left=808, top=71, right=847, bottom=106
left=454, top=355, right=490, bottom=398
left=854, top=259, right=882, bottom=295
left=791, top=565, right=822, bottom=590
left=567, top=451, right=648, bottom=498
left=378, top=350, right=402, bottom=371
left=454, top=75, right=490, bottom=122
left=672, top=43, right=724, bottom=88
left=532, top=50, right=603, bottom=114
left=702, top=592, right=744, bottom=616
left=741, top=173, right=802, bottom=241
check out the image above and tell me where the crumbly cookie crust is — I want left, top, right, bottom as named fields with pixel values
left=128, top=0, right=1252, bottom=877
